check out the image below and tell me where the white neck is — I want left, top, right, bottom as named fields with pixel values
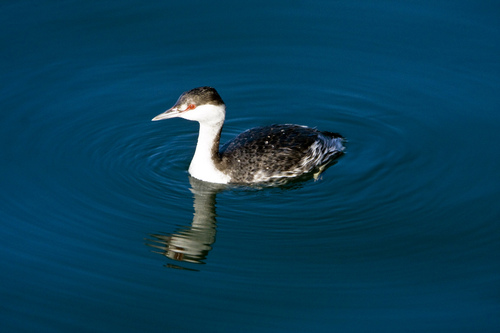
left=188, top=120, right=231, bottom=184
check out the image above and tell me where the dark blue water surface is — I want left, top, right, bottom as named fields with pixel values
left=2, top=1, right=500, bottom=332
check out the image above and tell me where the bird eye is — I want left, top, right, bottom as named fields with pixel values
left=186, top=104, right=196, bottom=111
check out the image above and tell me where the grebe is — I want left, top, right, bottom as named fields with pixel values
left=152, top=87, right=345, bottom=184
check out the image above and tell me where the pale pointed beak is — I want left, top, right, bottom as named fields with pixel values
left=152, top=107, right=181, bottom=121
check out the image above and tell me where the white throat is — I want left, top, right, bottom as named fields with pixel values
left=186, top=107, right=231, bottom=184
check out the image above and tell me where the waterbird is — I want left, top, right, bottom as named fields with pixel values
left=152, top=87, right=345, bottom=184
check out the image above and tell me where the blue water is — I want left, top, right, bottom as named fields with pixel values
left=2, top=1, right=499, bottom=332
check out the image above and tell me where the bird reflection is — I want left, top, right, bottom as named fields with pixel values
left=147, top=161, right=342, bottom=268
left=147, top=177, right=226, bottom=266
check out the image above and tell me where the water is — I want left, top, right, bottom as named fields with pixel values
left=1, top=0, right=499, bottom=332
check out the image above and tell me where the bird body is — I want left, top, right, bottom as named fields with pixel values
left=152, top=87, right=344, bottom=184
